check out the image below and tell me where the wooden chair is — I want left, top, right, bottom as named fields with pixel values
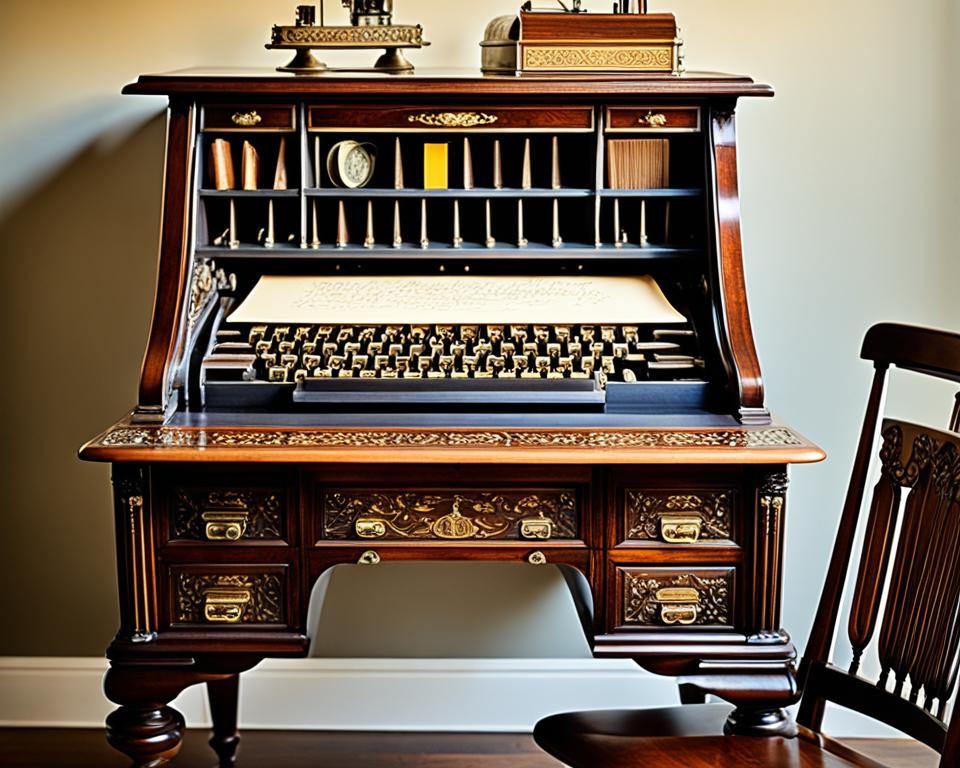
left=534, top=323, right=960, bottom=768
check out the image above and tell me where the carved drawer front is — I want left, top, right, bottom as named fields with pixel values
left=605, top=106, right=700, bottom=133
left=321, top=488, right=579, bottom=542
left=169, top=486, right=287, bottom=543
left=202, top=104, right=296, bottom=132
left=169, top=566, right=287, bottom=627
left=623, top=488, right=736, bottom=545
left=617, top=567, right=734, bottom=629
left=308, top=105, right=594, bottom=132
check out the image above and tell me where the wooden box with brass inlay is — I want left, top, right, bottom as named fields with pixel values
left=605, top=106, right=701, bottom=134
left=202, top=104, right=297, bottom=132
left=167, top=565, right=290, bottom=628
left=519, top=11, right=682, bottom=75
left=615, top=566, right=735, bottom=629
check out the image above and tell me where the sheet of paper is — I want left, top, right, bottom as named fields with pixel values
left=227, top=275, right=685, bottom=325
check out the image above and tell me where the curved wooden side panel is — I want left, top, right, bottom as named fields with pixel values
left=709, top=108, right=767, bottom=424
left=136, top=99, right=195, bottom=422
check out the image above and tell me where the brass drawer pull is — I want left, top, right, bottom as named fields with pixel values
left=202, top=509, right=249, bottom=541
left=231, top=110, right=262, bottom=127
left=203, top=587, right=251, bottom=623
left=656, top=587, right=699, bottom=625
left=355, top=518, right=387, bottom=539
left=660, top=515, right=702, bottom=544
left=527, top=550, right=547, bottom=565
left=519, top=518, right=553, bottom=541
left=638, top=111, right=668, bottom=128
left=358, top=549, right=381, bottom=565
left=407, top=111, right=499, bottom=128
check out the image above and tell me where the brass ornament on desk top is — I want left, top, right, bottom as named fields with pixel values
left=267, top=2, right=428, bottom=74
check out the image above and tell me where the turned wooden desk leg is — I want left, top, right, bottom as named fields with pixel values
left=103, top=662, right=194, bottom=768
left=207, top=675, right=241, bottom=767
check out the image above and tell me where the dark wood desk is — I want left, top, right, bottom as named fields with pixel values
left=81, top=67, right=823, bottom=767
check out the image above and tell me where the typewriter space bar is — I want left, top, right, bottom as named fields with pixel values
left=292, top=378, right=605, bottom=406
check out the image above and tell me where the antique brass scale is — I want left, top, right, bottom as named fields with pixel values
left=267, top=0, right=428, bottom=73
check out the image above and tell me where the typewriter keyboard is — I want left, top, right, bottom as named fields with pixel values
left=204, top=323, right=704, bottom=387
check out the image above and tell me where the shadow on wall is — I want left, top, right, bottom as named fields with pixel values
left=0, top=108, right=165, bottom=656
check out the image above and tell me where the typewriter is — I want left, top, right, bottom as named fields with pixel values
left=199, top=275, right=708, bottom=415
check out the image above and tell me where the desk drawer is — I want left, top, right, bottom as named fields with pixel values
left=622, top=487, right=737, bottom=545
left=168, top=564, right=289, bottom=628
left=308, top=105, right=594, bottom=132
left=606, top=106, right=700, bottom=133
left=321, top=487, right=579, bottom=542
left=615, top=566, right=734, bottom=629
left=156, top=466, right=293, bottom=545
left=202, top=104, right=296, bottom=132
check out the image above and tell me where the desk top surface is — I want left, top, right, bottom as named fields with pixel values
left=123, top=67, right=774, bottom=98
left=80, top=411, right=823, bottom=465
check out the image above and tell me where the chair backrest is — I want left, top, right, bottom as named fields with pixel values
left=796, top=323, right=960, bottom=768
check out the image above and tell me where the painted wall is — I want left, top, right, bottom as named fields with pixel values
left=0, top=0, right=956, bottom=693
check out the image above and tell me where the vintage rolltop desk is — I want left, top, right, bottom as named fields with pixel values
left=79, top=61, right=824, bottom=767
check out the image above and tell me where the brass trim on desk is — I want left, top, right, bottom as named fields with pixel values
left=660, top=515, right=703, bottom=544
left=231, top=111, right=262, bottom=127
left=202, top=509, right=249, bottom=541
left=407, top=112, right=498, bottom=128
left=203, top=587, right=252, bottom=623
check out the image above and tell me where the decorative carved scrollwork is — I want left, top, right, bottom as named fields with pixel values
left=187, top=260, right=236, bottom=331
left=323, top=489, right=577, bottom=540
left=407, top=112, right=498, bottom=128
left=881, top=424, right=960, bottom=501
left=273, top=24, right=423, bottom=46
left=625, top=490, right=733, bottom=540
left=760, top=472, right=790, bottom=495
left=172, top=489, right=284, bottom=540
left=623, top=571, right=731, bottom=626
left=173, top=572, right=283, bottom=625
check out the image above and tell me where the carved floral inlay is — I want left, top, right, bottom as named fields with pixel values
left=173, top=572, right=283, bottom=625
left=623, top=570, right=731, bottom=626
left=523, top=45, right=674, bottom=71
left=626, top=490, right=733, bottom=540
left=323, top=489, right=577, bottom=540
left=99, top=427, right=805, bottom=450
left=172, top=488, right=284, bottom=540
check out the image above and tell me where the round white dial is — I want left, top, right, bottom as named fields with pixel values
left=344, top=146, right=372, bottom=185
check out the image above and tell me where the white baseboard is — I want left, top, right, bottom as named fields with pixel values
left=0, top=656, right=898, bottom=737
